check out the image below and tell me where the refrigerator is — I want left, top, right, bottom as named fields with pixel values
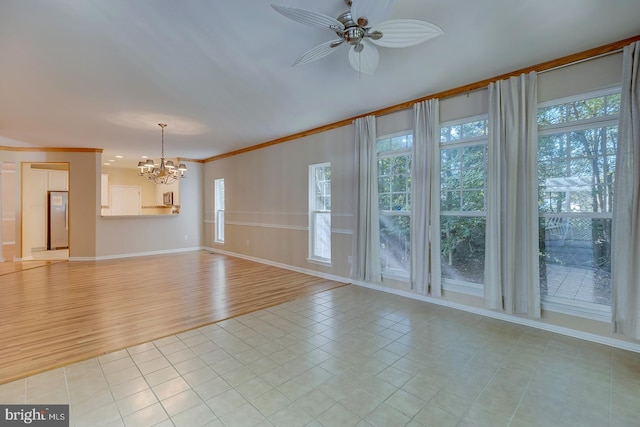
left=48, top=191, right=69, bottom=250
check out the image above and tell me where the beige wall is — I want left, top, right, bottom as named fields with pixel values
left=202, top=51, right=630, bottom=346
left=0, top=150, right=99, bottom=259
left=95, top=161, right=203, bottom=258
left=0, top=150, right=203, bottom=260
left=204, top=125, right=355, bottom=277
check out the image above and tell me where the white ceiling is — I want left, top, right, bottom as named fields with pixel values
left=1, top=0, right=639, bottom=168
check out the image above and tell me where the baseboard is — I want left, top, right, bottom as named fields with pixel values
left=204, top=247, right=351, bottom=285
left=69, top=246, right=203, bottom=261
left=205, top=247, right=640, bottom=354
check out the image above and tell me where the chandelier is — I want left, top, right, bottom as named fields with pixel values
left=138, top=123, right=187, bottom=185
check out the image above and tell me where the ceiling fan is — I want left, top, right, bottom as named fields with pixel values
left=272, top=0, right=443, bottom=75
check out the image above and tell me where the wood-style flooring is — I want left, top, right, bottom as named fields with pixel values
left=0, top=259, right=66, bottom=276
left=0, top=251, right=347, bottom=385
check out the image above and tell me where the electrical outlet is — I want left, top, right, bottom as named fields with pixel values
left=347, top=256, right=352, bottom=264
left=184, top=234, right=188, bottom=240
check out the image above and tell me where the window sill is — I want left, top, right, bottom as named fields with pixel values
left=541, top=296, right=611, bottom=322
left=442, top=279, right=484, bottom=297
left=381, top=271, right=409, bottom=283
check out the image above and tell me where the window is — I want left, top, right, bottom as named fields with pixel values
left=440, top=117, right=488, bottom=287
left=309, top=163, right=331, bottom=263
left=537, top=90, right=619, bottom=308
left=214, top=178, right=225, bottom=243
left=377, top=133, right=412, bottom=277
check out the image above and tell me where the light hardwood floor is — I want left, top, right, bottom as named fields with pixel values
left=0, top=250, right=347, bottom=385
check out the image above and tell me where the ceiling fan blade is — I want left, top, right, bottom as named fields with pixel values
left=348, top=41, right=379, bottom=75
left=272, top=5, right=345, bottom=31
left=293, top=40, right=344, bottom=66
left=368, top=19, right=443, bottom=48
left=350, top=0, right=395, bottom=26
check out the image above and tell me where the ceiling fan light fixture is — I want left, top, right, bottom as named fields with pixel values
left=272, top=0, right=443, bottom=74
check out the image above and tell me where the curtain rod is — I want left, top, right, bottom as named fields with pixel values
left=450, top=48, right=624, bottom=99
left=538, top=48, right=622, bottom=75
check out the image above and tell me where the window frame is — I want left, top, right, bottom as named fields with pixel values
left=377, top=131, right=413, bottom=280
left=214, top=178, right=225, bottom=244
left=537, top=87, right=620, bottom=319
left=308, top=162, right=332, bottom=265
left=439, top=115, right=489, bottom=295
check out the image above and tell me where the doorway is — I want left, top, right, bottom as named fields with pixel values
left=21, top=162, right=70, bottom=261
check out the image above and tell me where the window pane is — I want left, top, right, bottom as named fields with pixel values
left=441, top=124, right=462, bottom=142
left=462, top=190, right=484, bottom=211
left=462, top=145, right=485, bottom=168
left=538, top=104, right=566, bottom=126
left=605, top=93, right=620, bottom=115
left=313, top=212, right=331, bottom=259
left=391, top=135, right=409, bottom=150
left=380, top=215, right=410, bottom=275
left=461, top=120, right=487, bottom=138
left=379, top=193, right=391, bottom=211
left=378, top=176, right=390, bottom=194
left=540, top=217, right=611, bottom=305
left=441, top=191, right=461, bottom=211
left=441, top=216, right=486, bottom=284
left=376, top=138, right=391, bottom=153
left=378, top=158, right=391, bottom=175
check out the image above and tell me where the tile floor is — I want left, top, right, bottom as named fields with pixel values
left=1, top=285, right=639, bottom=427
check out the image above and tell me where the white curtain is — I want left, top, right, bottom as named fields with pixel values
left=411, top=99, right=441, bottom=296
left=485, top=72, right=540, bottom=318
left=352, top=115, right=381, bottom=282
left=612, top=41, right=640, bottom=339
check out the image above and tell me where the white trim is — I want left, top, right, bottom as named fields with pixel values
left=440, top=114, right=489, bottom=128
left=205, top=247, right=350, bottom=284
left=540, top=212, right=612, bottom=219
left=537, top=86, right=621, bottom=109
left=442, top=279, right=484, bottom=297
left=332, top=228, right=352, bottom=235
left=352, top=280, right=640, bottom=353
left=441, top=211, right=486, bottom=217
left=226, top=221, right=308, bottom=231
left=214, top=221, right=351, bottom=235
left=377, top=129, right=413, bottom=140
left=306, top=258, right=332, bottom=267
left=2, top=241, right=16, bottom=245
left=70, top=247, right=202, bottom=261
left=225, top=210, right=309, bottom=216
left=538, top=117, right=619, bottom=135
left=440, top=137, right=488, bottom=149
left=541, top=296, right=611, bottom=322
